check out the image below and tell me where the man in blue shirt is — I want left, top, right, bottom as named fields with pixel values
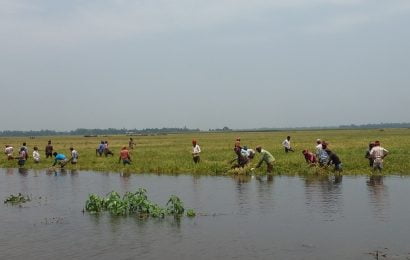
left=52, top=152, right=68, bottom=168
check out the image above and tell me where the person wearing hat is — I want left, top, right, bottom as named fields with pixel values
left=254, top=146, right=275, bottom=173
left=369, top=141, right=389, bottom=171
left=192, top=139, right=201, bottom=163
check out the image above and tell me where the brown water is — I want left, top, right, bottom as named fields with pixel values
left=1, top=168, right=409, bottom=260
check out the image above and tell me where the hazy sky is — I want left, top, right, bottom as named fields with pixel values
left=1, top=0, right=409, bottom=131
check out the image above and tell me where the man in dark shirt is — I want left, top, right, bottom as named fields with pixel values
left=326, top=149, right=342, bottom=172
left=45, top=140, right=53, bottom=158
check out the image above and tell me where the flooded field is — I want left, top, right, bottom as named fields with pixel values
left=1, top=168, right=410, bottom=260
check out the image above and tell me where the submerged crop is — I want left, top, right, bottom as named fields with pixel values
left=85, top=188, right=195, bottom=218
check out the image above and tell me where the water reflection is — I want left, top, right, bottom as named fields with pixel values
left=304, top=174, right=344, bottom=220
left=18, top=167, right=28, bottom=175
left=366, top=175, right=390, bottom=221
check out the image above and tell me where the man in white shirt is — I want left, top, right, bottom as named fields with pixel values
left=192, top=139, right=201, bottom=163
left=369, top=140, right=389, bottom=171
left=69, top=147, right=79, bottom=165
left=282, top=136, right=294, bottom=153
left=4, top=145, right=14, bottom=160
left=33, top=146, right=40, bottom=163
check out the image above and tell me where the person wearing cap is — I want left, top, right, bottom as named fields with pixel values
left=52, top=152, right=68, bottom=168
left=255, top=146, right=275, bottom=173
left=4, top=145, right=14, bottom=160
left=369, top=141, right=389, bottom=171
left=302, top=149, right=317, bottom=165
left=234, top=137, right=241, bottom=148
left=365, top=142, right=375, bottom=167
left=119, top=146, right=131, bottom=165
left=192, top=139, right=201, bottom=163
left=45, top=140, right=53, bottom=158
left=282, top=136, right=295, bottom=153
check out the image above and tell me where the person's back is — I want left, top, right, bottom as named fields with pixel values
left=119, top=147, right=131, bottom=165
left=318, top=146, right=329, bottom=166
left=33, top=147, right=40, bottom=163
left=45, top=141, right=53, bottom=158
left=260, top=149, right=275, bottom=163
left=55, top=153, right=66, bottom=160
left=71, top=148, right=79, bottom=164
left=370, top=146, right=388, bottom=159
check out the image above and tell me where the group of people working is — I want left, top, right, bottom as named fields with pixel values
left=191, top=136, right=390, bottom=173
left=4, top=140, right=79, bottom=168
left=4, top=136, right=389, bottom=173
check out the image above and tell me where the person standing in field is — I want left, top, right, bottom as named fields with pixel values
left=369, top=141, right=389, bottom=172
left=254, top=146, right=275, bottom=173
left=16, top=147, right=27, bottom=167
left=302, top=149, right=317, bottom=165
left=365, top=142, right=375, bottom=167
left=119, top=146, right=131, bottom=165
left=128, top=138, right=135, bottom=150
left=192, top=139, right=201, bottom=163
left=21, top=142, right=29, bottom=159
left=69, top=147, right=79, bottom=165
left=33, top=146, right=40, bottom=163
left=282, top=136, right=294, bottom=153
left=45, top=140, right=53, bottom=158
left=4, top=145, right=14, bottom=160
left=52, top=152, right=68, bottom=168
left=97, top=141, right=105, bottom=156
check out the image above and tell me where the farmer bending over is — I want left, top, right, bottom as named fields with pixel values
left=119, top=146, right=131, bottom=165
left=53, top=152, right=68, bottom=168
left=254, top=146, right=275, bottom=173
left=325, top=149, right=342, bottom=172
left=4, top=145, right=14, bottom=160
left=302, top=150, right=317, bottom=165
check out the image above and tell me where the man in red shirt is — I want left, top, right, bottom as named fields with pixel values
left=119, top=146, right=131, bottom=165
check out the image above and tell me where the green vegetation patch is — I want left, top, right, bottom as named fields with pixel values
left=85, top=188, right=195, bottom=218
left=4, top=193, right=31, bottom=204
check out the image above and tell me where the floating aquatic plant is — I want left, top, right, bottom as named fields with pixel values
left=85, top=189, right=194, bottom=219
left=4, top=193, right=31, bottom=204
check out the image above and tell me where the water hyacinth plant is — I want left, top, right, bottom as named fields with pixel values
left=85, top=188, right=195, bottom=218
left=4, top=193, right=31, bottom=204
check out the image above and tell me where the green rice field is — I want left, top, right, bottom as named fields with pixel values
left=1, top=128, right=409, bottom=175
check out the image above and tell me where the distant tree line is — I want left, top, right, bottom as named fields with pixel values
left=338, top=122, right=410, bottom=129
left=0, top=127, right=200, bottom=137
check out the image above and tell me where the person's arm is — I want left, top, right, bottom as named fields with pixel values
left=382, top=149, right=389, bottom=159
left=256, top=153, right=264, bottom=168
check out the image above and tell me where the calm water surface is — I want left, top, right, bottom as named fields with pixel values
left=1, top=168, right=409, bottom=260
